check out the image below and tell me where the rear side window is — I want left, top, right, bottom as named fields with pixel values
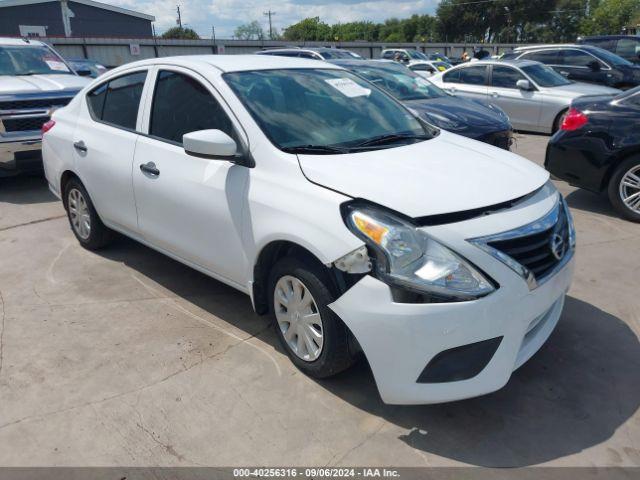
left=458, top=65, right=488, bottom=85
left=491, top=65, right=525, bottom=88
left=588, top=38, right=615, bottom=51
left=382, top=51, right=394, bottom=59
left=616, top=38, right=640, bottom=59
left=522, top=50, right=560, bottom=64
left=86, top=71, right=147, bottom=130
left=442, top=68, right=460, bottom=83
left=149, top=70, right=235, bottom=145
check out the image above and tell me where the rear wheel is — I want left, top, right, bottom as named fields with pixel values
left=269, top=257, right=355, bottom=378
left=608, top=156, right=640, bottom=223
left=64, top=178, right=113, bottom=249
left=552, top=108, right=568, bottom=134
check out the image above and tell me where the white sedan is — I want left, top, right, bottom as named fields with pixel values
left=42, top=55, right=574, bottom=404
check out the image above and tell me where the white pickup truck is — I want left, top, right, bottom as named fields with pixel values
left=0, top=37, right=90, bottom=176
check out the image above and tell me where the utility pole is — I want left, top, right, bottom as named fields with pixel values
left=176, top=5, right=182, bottom=28
left=263, top=10, right=276, bottom=39
left=211, top=25, right=216, bottom=43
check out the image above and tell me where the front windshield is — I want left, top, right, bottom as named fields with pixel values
left=224, top=68, right=433, bottom=152
left=0, top=45, right=72, bottom=76
left=407, top=50, right=428, bottom=60
left=521, top=63, right=571, bottom=87
left=590, top=46, right=633, bottom=66
left=350, top=63, right=447, bottom=101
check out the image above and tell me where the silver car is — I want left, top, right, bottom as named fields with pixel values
left=429, top=59, right=621, bottom=133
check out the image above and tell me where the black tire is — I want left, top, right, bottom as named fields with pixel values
left=63, top=177, right=114, bottom=249
left=552, top=108, right=568, bottom=134
left=268, top=256, right=355, bottom=378
left=608, top=156, right=640, bottom=223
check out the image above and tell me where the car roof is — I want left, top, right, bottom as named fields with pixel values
left=580, top=35, right=640, bottom=40
left=259, top=47, right=352, bottom=53
left=0, top=37, right=46, bottom=46
left=328, top=59, right=397, bottom=67
left=514, top=43, right=600, bottom=52
left=113, top=54, right=341, bottom=73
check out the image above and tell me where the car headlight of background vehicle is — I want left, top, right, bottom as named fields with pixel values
left=342, top=203, right=495, bottom=300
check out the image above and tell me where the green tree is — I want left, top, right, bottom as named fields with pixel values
left=283, top=17, right=332, bottom=41
left=580, top=0, right=640, bottom=35
left=234, top=20, right=265, bottom=40
left=161, top=27, right=200, bottom=39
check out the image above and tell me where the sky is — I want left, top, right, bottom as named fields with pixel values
left=107, top=0, right=441, bottom=38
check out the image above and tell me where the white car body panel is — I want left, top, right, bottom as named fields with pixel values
left=298, top=130, right=549, bottom=217
left=42, top=54, right=575, bottom=404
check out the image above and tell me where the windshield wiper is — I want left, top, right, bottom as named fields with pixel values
left=351, top=133, right=431, bottom=149
left=281, top=145, right=349, bottom=155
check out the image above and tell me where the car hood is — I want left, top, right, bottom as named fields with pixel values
left=298, top=131, right=549, bottom=218
left=0, top=74, right=90, bottom=95
left=548, top=82, right=620, bottom=97
left=404, top=96, right=510, bottom=135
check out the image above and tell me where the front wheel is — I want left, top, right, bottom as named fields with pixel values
left=608, top=156, right=640, bottom=222
left=269, top=257, right=355, bottom=378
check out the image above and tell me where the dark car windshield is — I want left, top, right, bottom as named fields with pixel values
left=589, top=46, right=634, bottom=67
left=0, top=45, right=72, bottom=76
left=349, top=63, right=448, bottom=101
left=224, top=68, right=434, bottom=152
left=521, top=63, right=571, bottom=87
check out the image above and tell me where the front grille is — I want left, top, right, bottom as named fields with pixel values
left=2, top=116, right=49, bottom=132
left=487, top=205, right=570, bottom=281
left=0, top=97, right=72, bottom=111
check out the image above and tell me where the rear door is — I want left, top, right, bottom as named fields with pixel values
left=440, top=64, right=489, bottom=100
left=132, top=66, right=249, bottom=284
left=73, top=69, right=149, bottom=234
left=488, top=65, right=541, bottom=130
left=558, top=49, right=608, bottom=84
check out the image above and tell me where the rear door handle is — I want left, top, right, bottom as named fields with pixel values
left=490, top=91, right=499, bottom=98
left=139, top=162, right=160, bottom=176
left=73, top=141, right=87, bottom=152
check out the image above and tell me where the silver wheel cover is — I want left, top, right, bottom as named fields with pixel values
left=68, top=188, right=91, bottom=240
left=619, top=165, right=640, bottom=214
left=274, top=275, right=324, bottom=362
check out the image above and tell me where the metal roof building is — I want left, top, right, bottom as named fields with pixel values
left=0, top=0, right=155, bottom=38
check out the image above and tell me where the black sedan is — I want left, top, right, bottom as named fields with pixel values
left=330, top=59, right=513, bottom=149
left=546, top=86, right=640, bottom=222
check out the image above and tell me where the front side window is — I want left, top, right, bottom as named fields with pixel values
left=0, top=44, right=72, bottom=76
left=382, top=51, right=394, bottom=59
left=562, top=49, right=599, bottom=67
left=149, top=70, right=235, bottom=145
left=224, top=68, right=434, bottom=152
left=87, top=71, right=147, bottom=130
left=491, top=65, right=525, bottom=88
left=457, top=65, right=488, bottom=85
left=350, top=63, right=446, bottom=101
left=521, top=63, right=571, bottom=87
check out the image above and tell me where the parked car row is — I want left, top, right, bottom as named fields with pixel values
left=42, top=54, right=576, bottom=404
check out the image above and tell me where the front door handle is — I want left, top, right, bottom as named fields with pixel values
left=139, top=162, right=160, bottom=176
left=560, top=71, right=569, bottom=77
left=73, top=141, right=87, bottom=152
left=490, top=91, right=499, bottom=98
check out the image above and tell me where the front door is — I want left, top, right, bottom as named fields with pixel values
left=488, top=65, right=541, bottom=131
left=132, top=67, right=249, bottom=285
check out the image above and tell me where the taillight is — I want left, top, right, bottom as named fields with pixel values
left=41, top=120, right=56, bottom=135
left=560, top=108, right=588, bottom=131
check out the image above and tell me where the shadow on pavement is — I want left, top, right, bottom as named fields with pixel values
left=98, top=233, right=640, bottom=468
left=565, top=188, right=622, bottom=220
left=0, top=175, right=57, bottom=205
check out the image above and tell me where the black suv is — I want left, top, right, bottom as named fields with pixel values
left=505, top=44, right=640, bottom=90
left=578, top=35, right=640, bottom=64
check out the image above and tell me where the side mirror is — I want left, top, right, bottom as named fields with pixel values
left=587, top=60, right=601, bottom=71
left=76, top=68, right=92, bottom=77
left=183, top=129, right=237, bottom=160
left=516, top=79, right=533, bottom=91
